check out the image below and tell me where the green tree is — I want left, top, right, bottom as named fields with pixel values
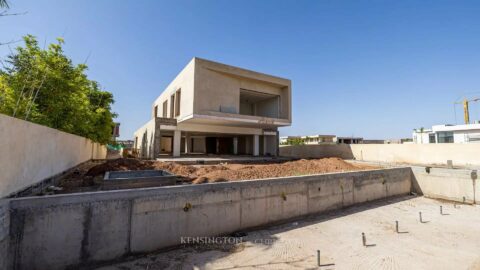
left=0, top=0, right=8, bottom=9
left=287, top=137, right=305, bottom=145
left=0, top=35, right=116, bottom=144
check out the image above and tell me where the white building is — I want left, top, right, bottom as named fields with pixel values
left=413, top=124, right=480, bottom=144
left=302, top=135, right=336, bottom=144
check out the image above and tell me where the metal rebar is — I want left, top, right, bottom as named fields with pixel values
left=362, top=232, right=366, bottom=246
left=440, top=206, right=443, bottom=215
left=395, top=221, right=399, bottom=233
left=419, top=212, right=423, bottom=223
left=317, top=250, right=320, bottom=266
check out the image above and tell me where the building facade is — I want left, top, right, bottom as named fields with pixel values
left=413, top=124, right=480, bottom=144
left=134, top=58, right=292, bottom=158
left=302, top=135, right=336, bottom=144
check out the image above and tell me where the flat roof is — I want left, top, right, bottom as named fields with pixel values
left=432, top=123, right=480, bottom=132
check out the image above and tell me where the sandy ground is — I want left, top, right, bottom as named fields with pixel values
left=56, top=158, right=376, bottom=193
left=96, top=196, right=480, bottom=270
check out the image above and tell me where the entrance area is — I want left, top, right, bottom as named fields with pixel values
left=156, top=131, right=278, bottom=157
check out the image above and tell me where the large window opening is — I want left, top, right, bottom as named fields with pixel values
left=239, top=89, right=280, bottom=118
left=170, top=94, right=175, bottom=118
left=162, top=100, right=168, bottom=118
left=175, top=89, right=181, bottom=117
left=437, top=132, right=454, bottom=143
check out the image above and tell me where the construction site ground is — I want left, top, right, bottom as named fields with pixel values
left=95, top=196, right=480, bottom=270
left=54, top=157, right=377, bottom=194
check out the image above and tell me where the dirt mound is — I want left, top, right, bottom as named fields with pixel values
left=85, top=158, right=156, bottom=177
left=59, top=158, right=376, bottom=193
left=190, top=158, right=374, bottom=184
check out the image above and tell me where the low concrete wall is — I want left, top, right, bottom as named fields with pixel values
left=0, top=114, right=107, bottom=198
left=411, top=166, right=478, bottom=204
left=280, top=144, right=480, bottom=167
left=4, top=168, right=411, bottom=270
left=0, top=200, right=9, bottom=270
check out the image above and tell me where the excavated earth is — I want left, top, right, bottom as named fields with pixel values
left=56, top=158, right=377, bottom=193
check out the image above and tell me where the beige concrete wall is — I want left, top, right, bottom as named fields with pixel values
left=151, top=58, right=195, bottom=120
left=193, top=58, right=292, bottom=121
left=280, top=144, right=480, bottom=167
left=0, top=200, right=9, bottom=270
left=411, top=166, right=478, bottom=204
left=0, top=114, right=107, bottom=198
left=5, top=167, right=411, bottom=269
left=132, top=118, right=156, bottom=158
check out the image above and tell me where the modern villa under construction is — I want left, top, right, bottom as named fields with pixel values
left=133, top=57, right=292, bottom=158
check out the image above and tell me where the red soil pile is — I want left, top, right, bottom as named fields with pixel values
left=189, top=158, right=374, bottom=184
left=83, top=158, right=376, bottom=185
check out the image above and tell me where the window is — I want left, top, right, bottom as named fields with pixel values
left=239, top=89, right=280, bottom=118
left=437, top=132, right=454, bottom=143
left=162, top=100, right=168, bottom=118
left=175, top=89, right=181, bottom=117
left=154, top=105, right=158, bottom=118
left=429, top=134, right=436, bottom=143
left=170, top=94, right=175, bottom=118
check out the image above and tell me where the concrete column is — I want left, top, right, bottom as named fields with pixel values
left=263, top=135, right=268, bottom=155
left=173, top=130, right=181, bottom=157
left=233, top=137, right=238, bottom=155
left=276, top=131, right=279, bottom=156
left=253, top=134, right=259, bottom=156
left=185, top=133, right=191, bottom=154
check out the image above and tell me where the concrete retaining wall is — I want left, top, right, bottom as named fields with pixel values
left=0, top=200, right=9, bottom=270
left=411, top=166, right=478, bottom=204
left=4, top=167, right=411, bottom=270
left=0, top=114, right=107, bottom=198
left=280, top=144, right=480, bottom=167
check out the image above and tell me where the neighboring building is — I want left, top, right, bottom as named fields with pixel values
left=280, top=135, right=363, bottom=145
left=413, top=124, right=480, bottom=144
left=134, top=57, right=292, bottom=158
left=335, top=136, right=363, bottom=144
left=117, top=140, right=135, bottom=150
left=362, top=139, right=386, bottom=144
left=280, top=136, right=296, bottom=145
left=111, top=122, right=120, bottom=140
left=302, top=135, right=336, bottom=144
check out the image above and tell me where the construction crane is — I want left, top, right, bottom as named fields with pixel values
left=455, top=98, right=480, bottom=124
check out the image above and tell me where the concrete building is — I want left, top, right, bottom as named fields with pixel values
left=335, top=136, right=363, bottom=144
left=413, top=123, right=480, bottom=144
left=279, top=136, right=301, bottom=145
left=133, top=58, right=292, bottom=158
left=302, top=134, right=336, bottom=144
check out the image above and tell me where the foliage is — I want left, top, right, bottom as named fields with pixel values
left=0, top=0, right=8, bottom=9
left=0, top=35, right=116, bottom=144
left=286, top=137, right=305, bottom=145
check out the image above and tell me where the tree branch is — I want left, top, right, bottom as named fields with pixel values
left=0, top=39, right=21, bottom=46
left=0, top=10, right=27, bottom=17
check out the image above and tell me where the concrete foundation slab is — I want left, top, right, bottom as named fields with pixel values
left=96, top=196, right=480, bottom=270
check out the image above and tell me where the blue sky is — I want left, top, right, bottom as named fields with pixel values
left=2, top=0, right=480, bottom=140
